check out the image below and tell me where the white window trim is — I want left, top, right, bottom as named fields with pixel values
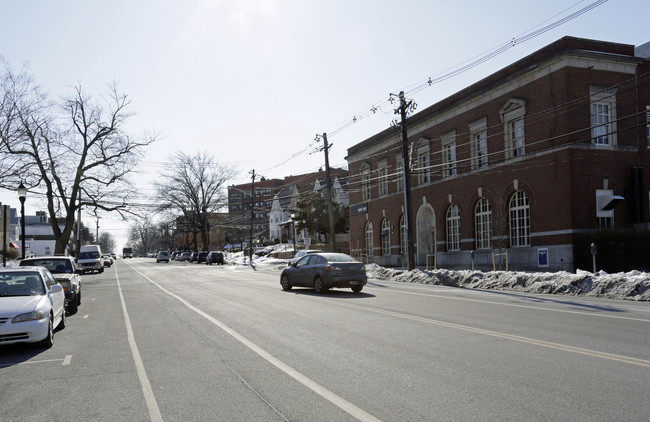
left=441, top=130, right=457, bottom=177
left=395, top=154, right=404, bottom=192
left=500, top=98, right=526, bottom=159
left=381, top=218, right=391, bottom=256
left=589, top=86, right=617, bottom=147
left=509, top=191, right=530, bottom=247
left=474, top=197, right=492, bottom=250
left=469, top=118, right=488, bottom=170
left=378, top=159, right=388, bottom=197
left=446, top=204, right=461, bottom=251
left=361, top=163, right=371, bottom=201
left=415, top=138, right=431, bottom=185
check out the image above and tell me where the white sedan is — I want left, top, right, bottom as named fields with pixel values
left=0, top=267, right=66, bottom=348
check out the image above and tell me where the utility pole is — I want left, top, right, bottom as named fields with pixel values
left=249, top=169, right=255, bottom=261
left=76, top=191, right=81, bottom=259
left=396, top=91, right=416, bottom=270
left=317, top=133, right=337, bottom=252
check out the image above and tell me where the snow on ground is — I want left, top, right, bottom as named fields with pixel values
left=232, top=248, right=650, bottom=301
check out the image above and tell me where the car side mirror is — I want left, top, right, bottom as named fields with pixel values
left=75, top=268, right=83, bottom=274
left=50, top=284, right=63, bottom=294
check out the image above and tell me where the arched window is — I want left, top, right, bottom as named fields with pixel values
left=446, top=204, right=460, bottom=251
left=381, top=218, right=391, bottom=256
left=475, top=197, right=492, bottom=249
left=509, top=191, right=530, bottom=247
left=399, top=214, right=406, bottom=256
left=365, top=221, right=374, bottom=257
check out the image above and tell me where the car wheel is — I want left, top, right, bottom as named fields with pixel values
left=77, top=290, right=82, bottom=306
left=37, top=316, right=54, bottom=348
left=351, top=285, right=363, bottom=294
left=68, top=297, right=78, bottom=314
left=280, top=274, right=292, bottom=291
left=313, top=276, right=327, bottom=294
left=59, top=308, right=66, bottom=328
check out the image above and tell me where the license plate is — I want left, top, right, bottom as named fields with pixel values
left=350, top=280, right=359, bottom=285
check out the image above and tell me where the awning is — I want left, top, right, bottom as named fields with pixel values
left=9, top=241, right=19, bottom=249
left=597, top=194, right=624, bottom=211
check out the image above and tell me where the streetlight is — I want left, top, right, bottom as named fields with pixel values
left=290, top=213, right=296, bottom=254
left=17, top=181, right=26, bottom=259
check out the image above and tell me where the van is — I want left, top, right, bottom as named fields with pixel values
left=78, top=244, right=104, bottom=274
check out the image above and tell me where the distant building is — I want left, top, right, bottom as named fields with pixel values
left=346, top=36, right=650, bottom=271
left=227, top=168, right=349, bottom=247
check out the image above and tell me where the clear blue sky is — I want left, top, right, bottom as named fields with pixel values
left=1, top=0, right=647, bottom=249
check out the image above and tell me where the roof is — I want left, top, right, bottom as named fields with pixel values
left=347, top=36, right=641, bottom=157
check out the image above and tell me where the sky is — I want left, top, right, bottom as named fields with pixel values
left=0, top=0, right=648, bottom=251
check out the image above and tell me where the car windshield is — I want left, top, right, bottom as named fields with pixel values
left=79, top=251, right=100, bottom=259
left=21, top=259, right=73, bottom=274
left=0, top=272, right=45, bottom=296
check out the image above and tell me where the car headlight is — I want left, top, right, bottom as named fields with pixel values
left=12, top=310, right=47, bottom=323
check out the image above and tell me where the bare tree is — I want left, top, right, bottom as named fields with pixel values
left=0, top=61, right=156, bottom=254
left=97, top=232, right=116, bottom=255
left=154, top=151, right=236, bottom=251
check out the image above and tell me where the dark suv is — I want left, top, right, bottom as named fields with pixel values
left=206, top=251, right=224, bottom=265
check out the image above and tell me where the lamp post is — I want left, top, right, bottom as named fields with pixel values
left=17, top=181, right=26, bottom=259
left=290, top=213, right=296, bottom=254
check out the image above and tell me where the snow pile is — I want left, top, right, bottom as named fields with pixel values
left=365, top=264, right=650, bottom=301
left=228, top=249, right=650, bottom=301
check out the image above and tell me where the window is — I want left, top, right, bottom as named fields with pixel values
left=470, top=118, right=488, bottom=170
left=507, top=119, right=524, bottom=157
left=592, top=103, right=611, bottom=145
left=646, top=106, right=649, bottom=147
left=441, top=130, right=457, bottom=177
left=509, top=191, right=530, bottom=247
left=417, top=152, right=430, bottom=184
left=365, top=221, right=373, bottom=257
left=399, top=214, right=406, bottom=256
left=381, top=218, right=391, bottom=256
left=590, top=86, right=617, bottom=146
left=395, top=155, right=404, bottom=192
left=378, top=160, right=388, bottom=196
left=446, top=204, right=460, bottom=251
left=416, top=139, right=431, bottom=185
left=474, top=197, right=492, bottom=249
left=361, top=165, right=371, bottom=201
left=500, top=99, right=526, bottom=159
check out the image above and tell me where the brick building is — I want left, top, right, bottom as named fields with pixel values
left=346, top=36, right=650, bottom=272
left=227, top=169, right=349, bottom=247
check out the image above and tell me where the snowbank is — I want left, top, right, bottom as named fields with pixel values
left=365, top=264, right=650, bottom=301
left=234, top=249, right=650, bottom=301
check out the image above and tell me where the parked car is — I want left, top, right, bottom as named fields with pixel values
left=19, top=256, right=82, bottom=314
left=288, top=249, right=323, bottom=265
left=280, top=252, right=367, bottom=294
left=0, top=266, right=66, bottom=347
left=102, top=254, right=113, bottom=267
left=206, top=251, right=224, bottom=265
left=77, top=244, right=104, bottom=274
left=196, top=252, right=208, bottom=263
left=179, top=252, right=192, bottom=262
left=156, top=251, right=170, bottom=263
left=171, top=251, right=181, bottom=261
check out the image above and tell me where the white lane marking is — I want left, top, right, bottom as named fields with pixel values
left=62, top=355, right=72, bottom=365
left=115, top=267, right=164, bottom=422
left=83, top=315, right=89, bottom=319
left=2, top=358, right=67, bottom=367
left=129, top=265, right=381, bottom=422
left=376, top=284, right=650, bottom=323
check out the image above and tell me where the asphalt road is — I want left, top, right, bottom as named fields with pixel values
left=1, top=258, right=649, bottom=421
